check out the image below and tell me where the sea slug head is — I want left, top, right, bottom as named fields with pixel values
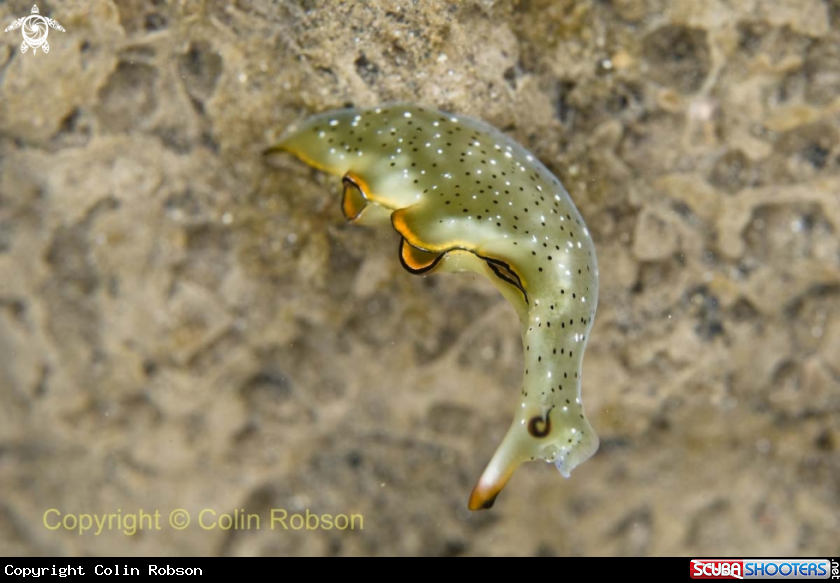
left=468, top=397, right=599, bottom=510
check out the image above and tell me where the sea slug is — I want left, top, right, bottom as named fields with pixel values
left=266, top=104, right=599, bottom=510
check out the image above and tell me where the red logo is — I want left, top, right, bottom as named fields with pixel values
left=691, top=560, right=744, bottom=579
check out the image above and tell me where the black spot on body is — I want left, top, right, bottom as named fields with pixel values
left=528, top=409, right=552, bottom=438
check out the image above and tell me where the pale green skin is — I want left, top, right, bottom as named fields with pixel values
left=269, top=104, right=599, bottom=509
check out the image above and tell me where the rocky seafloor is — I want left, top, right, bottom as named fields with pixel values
left=1, top=0, right=838, bottom=556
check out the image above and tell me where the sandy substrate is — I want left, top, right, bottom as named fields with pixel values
left=1, top=0, right=839, bottom=556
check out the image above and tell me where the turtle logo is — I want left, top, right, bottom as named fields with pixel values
left=4, top=5, right=65, bottom=55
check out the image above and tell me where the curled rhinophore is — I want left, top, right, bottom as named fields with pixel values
left=266, top=104, right=600, bottom=510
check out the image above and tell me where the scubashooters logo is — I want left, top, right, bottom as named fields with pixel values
left=691, top=559, right=835, bottom=580
left=4, top=5, right=65, bottom=55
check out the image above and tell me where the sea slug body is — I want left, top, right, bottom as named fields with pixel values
left=267, top=104, right=599, bottom=510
